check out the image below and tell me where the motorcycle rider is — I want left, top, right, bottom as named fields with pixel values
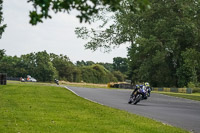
left=130, top=85, right=140, bottom=98
left=140, top=84, right=148, bottom=99
left=144, top=82, right=151, bottom=97
left=128, top=85, right=140, bottom=104
left=54, top=79, right=59, bottom=85
left=130, top=84, right=147, bottom=99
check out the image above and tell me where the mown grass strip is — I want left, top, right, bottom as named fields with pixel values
left=153, top=91, right=200, bottom=101
left=0, top=83, right=188, bottom=133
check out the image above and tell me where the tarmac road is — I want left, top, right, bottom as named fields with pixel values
left=66, top=86, right=200, bottom=133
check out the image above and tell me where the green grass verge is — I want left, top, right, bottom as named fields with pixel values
left=63, top=83, right=108, bottom=89
left=0, top=83, right=188, bottom=133
left=57, top=81, right=121, bottom=90
left=153, top=91, right=200, bottom=101
left=65, top=84, right=121, bottom=90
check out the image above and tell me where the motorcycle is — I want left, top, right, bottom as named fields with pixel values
left=128, top=86, right=148, bottom=105
left=128, top=92, right=142, bottom=105
left=54, top=79, right=59, bottom=85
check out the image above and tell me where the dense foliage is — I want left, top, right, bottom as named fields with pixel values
left=81, top=64, right=117, bottom=83
left=0, top=50, right=126, bottom=83
left=127, top=0, right=200, bottom=87
left=113, top=57, right=128, bottom=74
left=0, top=0, right=6, bottom=39
left=27, top=0, right=149, bottom=25
left=75, top=0, right=200, bottom=87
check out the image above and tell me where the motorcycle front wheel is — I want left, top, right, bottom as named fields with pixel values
left=133, top=94, right=142, bottom=105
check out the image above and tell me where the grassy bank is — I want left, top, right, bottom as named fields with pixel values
left=0, top=83, right=188, bottom=133
left=60, top=81, right=108, bottom=89
left=153, top=91, right=200, bottom=101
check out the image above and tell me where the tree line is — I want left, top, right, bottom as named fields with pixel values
left=75, top=0, right=200, bottom=88
left=0, top=50, right=128, bottom=84
left=1, top=0, right=200, bottom=88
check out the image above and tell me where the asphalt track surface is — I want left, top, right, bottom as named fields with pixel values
left=66, top=86, right=200, bottom=133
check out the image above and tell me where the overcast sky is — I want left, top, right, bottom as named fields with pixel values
left=0, top=0, right=129, bottom=63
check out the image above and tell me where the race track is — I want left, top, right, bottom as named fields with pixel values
left=66, top=86, right=200, bottom=133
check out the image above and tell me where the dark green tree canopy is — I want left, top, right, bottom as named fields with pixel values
left=113, top=57, right=128, bottom=74
left=76, top=60, right=95, bottom=67
left=0, top=49, right=5, bottom=60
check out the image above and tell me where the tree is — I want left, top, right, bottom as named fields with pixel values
left=81, top=64, right=117, bottom=83
left=75, top=1, right=138, bottom=52
left=19, top=51, right=58, bottom=82
left=112, top=71, right=125, bottom=82
left=20, top=52, right=37, bottom=78
left=50, top=53, right=81, bottom=82
left=129, top=0, right=200, bottom=87
left=76, top=60, right=95, bottom=67
left=178, top=48, right=200, bottom=86
left=0, top=49, right=5, bottom=60
left=85, top=61, right=95, bottom=66
left=34, top=51, right=58, bottom=82
left=0, top=0, right=6, bottom=39
left=28, top=0, right=150, bottom=25
left=0, top=55, right=28, bottom=78
left=127, top=0, right=200, bottom=87
left=113, top=57, right=128, bottom=74
left=97, top=62, right=114, bottom=72
left=76, top=60, right=86, bottom=67
left=0, top=55, right=17, bottom=77
left=76, top=0, right=200, bottom=87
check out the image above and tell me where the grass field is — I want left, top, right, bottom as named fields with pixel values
left=0, top=82, right=188, bottom=133
left=153, top=91, right=200, bottom=101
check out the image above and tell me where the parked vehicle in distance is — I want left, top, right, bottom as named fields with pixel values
left=27, top=75, right=37, bottom=82
left=28, top=77, right=37, bottom=82
left=20, top=75, right=37, bottom=82
left=21, top=78, right=25, bottom=82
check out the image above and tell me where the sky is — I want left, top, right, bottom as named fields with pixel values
left=0, top=0, right=129, bottom=63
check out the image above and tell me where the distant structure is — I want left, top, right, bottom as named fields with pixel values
left=0, top=73, right=7, bottom=85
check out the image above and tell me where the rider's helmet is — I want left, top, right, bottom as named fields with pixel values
left=144, top=82, right=150, bottom=87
